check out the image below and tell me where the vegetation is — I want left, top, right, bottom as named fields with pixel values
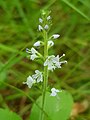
left=0, top=0, right=90, bottom=120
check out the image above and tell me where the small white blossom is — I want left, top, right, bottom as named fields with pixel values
left=33, top=41, right=41, bottom=47
left=38, top=25, right=43, bottom=31
left=44, top=54, right=67, bottom=71
left=23, top=76, right=36, bottom=88
left=32, top=70, right=43, bottom=83
left=30, top=47, right=37, bottom=54
left=44, top=55, right=56, bottom=71
left=50, top=88, right=60, bottom=96
left=39, top=18, right=43, bottom=23
left=52, top=34, right=60, bottom=39
left=30, top=47, right=38, bottom=60
left=31, top=54, right=37, bottom=60
left=47, top=16, right=51, bottom=20
left=44, top=24, right=49, bottom=30
left=48, top=40, right=54, bottom=47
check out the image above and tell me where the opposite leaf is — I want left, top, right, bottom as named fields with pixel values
left=30, top=90, right=73, bottom=120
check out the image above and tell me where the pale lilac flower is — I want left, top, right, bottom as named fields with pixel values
left=47, top=16, right=51, bottom=20
left=23, top=76, right=36, bottom=88
left=30, top=47, right=38, bottom=60
left=33, top=41, right=41, bottom=47
left=32, top=70, right=43, bottom=83
left=50, top=88, right=60, bottom=96
left=48, top=40, right=54, bottom=47
left=38, top=25, right=43, bottom=31
left=39, top=18, right=43, bottom=23
left=31, top=54, right=37, bottom=60
left=44, top=24, right=49, bottom=30
left=44, top=55, right=56, bottom=71
left=44, top=54, right=67, bottom=71
left=52, top=34, right=60, bottom=39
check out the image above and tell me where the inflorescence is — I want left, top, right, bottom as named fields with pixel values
left=23, top=11, right=67, bottom=97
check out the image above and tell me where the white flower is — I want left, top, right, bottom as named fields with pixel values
left=44, top=54, right=67, bottom=71
left=31, top=47, right=37, bottom=54
left=33, top=41, right=41, bottom=47
left=47, top=16, right=51, bottom=20
left=23, top=70, right=43, bottom=88
left=32, top=70, right=43, bottom=83
left=50, top=88, right=60, bottom=96
left=31, top=54, right=37, bottom=60
left=48, top=40, right=54, bottom=47
left=44, top=24, right=49, bottom=30
left=39, top=18, right=43, bottom=23
left=38, top=25, right=43, bottom=31
left=44, top=55, right=56, bottom=71
left=52, top=34, right=60, bottom=39
left=30, top=47, right=38, bottom=60
left=23, top=76, right=36, bottom=88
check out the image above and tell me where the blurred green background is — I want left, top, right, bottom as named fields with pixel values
left=0, top=0, right=90, bottom=120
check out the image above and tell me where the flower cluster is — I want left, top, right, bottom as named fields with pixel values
left=23, top=76, right=36, bottom=88
left=23, top=11, right=67, bottom=97
left=38, top=15, right=51, bottom=32
left=26, top=47, right=38, bottom=60
left=23, top=70, right=43, bottom=88
left=44, top=54, right=67, bottom=71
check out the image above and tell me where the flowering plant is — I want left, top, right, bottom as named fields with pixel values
left=23, top=10, right=73, bottom=120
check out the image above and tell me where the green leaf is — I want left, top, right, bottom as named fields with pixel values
left=0, top=108, right=22, bottom=120
left=30, top=90, right=73, bottom=120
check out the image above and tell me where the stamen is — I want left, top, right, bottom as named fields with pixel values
left=59, top=54, right=65, bottom=59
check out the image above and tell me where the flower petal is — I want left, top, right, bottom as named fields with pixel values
left=33, top=41, right=41, bottom=47
left=50, top=88, right=60, bottom=96
left=44, top=24, right=49, bottom=30
left=23, top=76, right=35, bottom=88
left=39, top=18, right=43, bottom=23
left=47, top=16, right=51, bottom=20
left=48, top=40, right=54, bottom=47
left=38, top=25, right=43, bottom=31
left=52, top=34, right=60, bottom=39
left=32, top=70, right=43, bottom=83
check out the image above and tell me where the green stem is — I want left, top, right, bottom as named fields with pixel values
left=41, top=30, right=48, bottom=120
